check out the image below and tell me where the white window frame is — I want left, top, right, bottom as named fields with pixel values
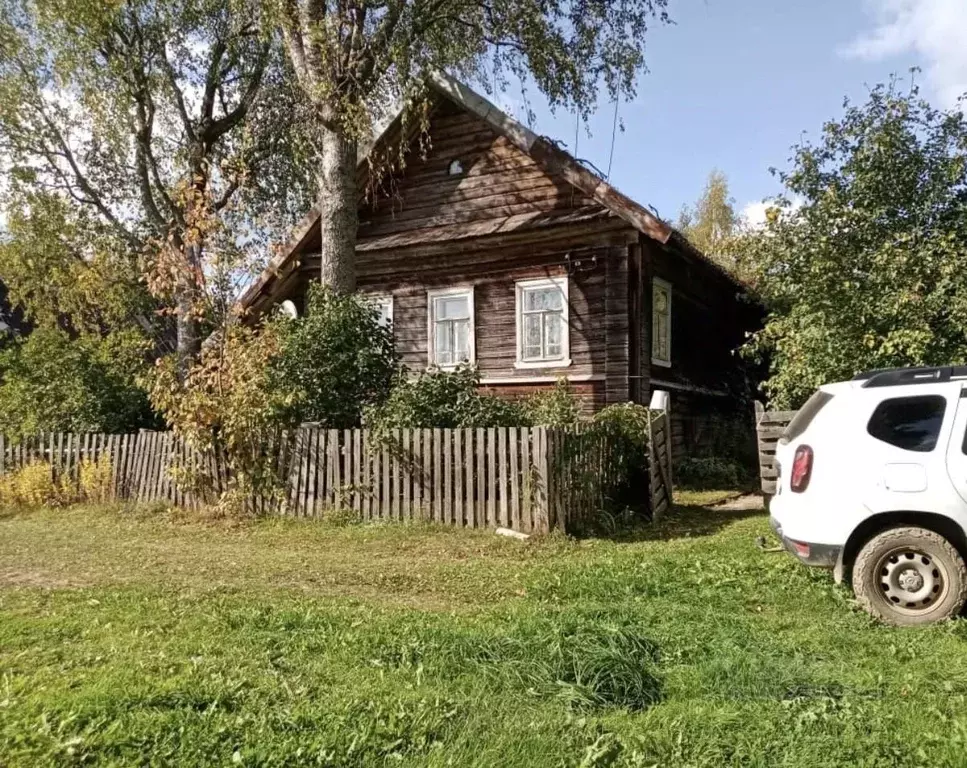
left=651, top=277, right=672, bottom=367
left=427, top=286, right=475, bottom=369
left=514, top=276, right=571, bottom=369
left=365, top=294, right=394, bottom=330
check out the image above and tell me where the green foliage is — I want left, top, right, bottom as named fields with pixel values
left=368, top=366, right=525, bottom=429
left=0, top=0, right=310, bottom=370
left=0, top=191, right=157, bottom=337
left=276, top=1, right=671, bottom=142
left=736, top=79, right=967, bottom=408
left=675, top=456, right=743, bottom=490
left=270, top=284, right=400, bottom=428
left=673, top=413, right=758, bottom=490
left=521, top=378, right=582, bottom=427
left=150, top=321, right=299, bottom=514
left=591, top=402, right=652, bottom=465
left=588, top=403, right=654, bottom=515
left=0, top=326, right=156, bottom=436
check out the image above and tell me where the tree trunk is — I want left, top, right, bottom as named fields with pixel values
left=175, top=240, right=203, bottom=380
left=176, top=296, right=200, bottom=378
left=316, top=125, right=358, bottom=293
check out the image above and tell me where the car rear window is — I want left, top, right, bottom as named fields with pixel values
left=867, top=395, right=946, bottom=452
left=781, top=391, right=833, bottom=444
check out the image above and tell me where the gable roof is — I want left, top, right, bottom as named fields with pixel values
left=240, top=73, right=727, bottom=311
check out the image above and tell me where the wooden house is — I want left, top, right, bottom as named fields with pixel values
left=239, top=74, right=759, bottom=451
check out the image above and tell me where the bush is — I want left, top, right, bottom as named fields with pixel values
left=675, top=456, right=743, bottom=490
left=150, top=321, right=298, bottom=516
left=521, top=378, right=581, bottom=427
left=271, top=284, right=400, bottom=428
left=589, top=403, right=654, bottom=516
left=368, top=366, right=525, bottom=429
left=673, top=412, right=758, bottom=490
left=79, top=457, right=113, bottom=503
left=0, top=461, right=67, bottom=507
left=0, top=326, right=157, bottom=437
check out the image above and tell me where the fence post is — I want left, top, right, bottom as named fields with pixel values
left=649, top=389, right=672, bottom=491
left=646, top=390, right=673, bottom=521
left=531, top=427, right=550, bottom=534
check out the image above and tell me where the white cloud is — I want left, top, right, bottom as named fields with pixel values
left=843, top=0, right=967, bottom=108
left=741, top=200, right=771, bottom=229
left=741, top=197, right=803, bottom=229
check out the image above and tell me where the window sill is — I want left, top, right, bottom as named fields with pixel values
left=427, top=362, right=475, bottom=371
left=514, top=358, right=572, bottom=370
left=651, top=358, right=672, bottom=368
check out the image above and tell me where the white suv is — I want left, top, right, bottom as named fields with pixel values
left=770, top=366, right=967, bottom=625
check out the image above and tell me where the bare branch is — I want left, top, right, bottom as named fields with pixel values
left=160, top=48, right=196, bottom=141
left=201, top=37, right=229, bottom=121
left=28, top=93, right=142, bottom=250
left=212, top=175, right=242, bottom=211
left=207, top=42, right=270, bottom=139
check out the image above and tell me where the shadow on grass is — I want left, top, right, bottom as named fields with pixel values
left=582, top=501, right=767, bottom=544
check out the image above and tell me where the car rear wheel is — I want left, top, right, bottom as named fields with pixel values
left=852, top=526, right=967, bottom=626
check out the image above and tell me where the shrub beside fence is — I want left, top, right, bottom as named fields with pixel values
left=0, top=410, right=672, bottom=533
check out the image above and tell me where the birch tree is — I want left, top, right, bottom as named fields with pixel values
left=273, top=0, right=670, bottom=292
left=0, top=0, right=306, bottom=373
left=678, top=170, right=739, bottom=255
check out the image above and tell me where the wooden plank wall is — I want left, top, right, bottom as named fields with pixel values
left=604, top=245, right=631, bottom=405
left=754, top=402, right=796, bottom=495
left=358, top=98, right=604, bottom=240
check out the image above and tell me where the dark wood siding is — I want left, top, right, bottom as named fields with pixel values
left=253, top=93, right=760, bottom=435
left=642, top=237, right=750, bottom=397
left=350, top=234, right=632, bottom=392
left=358, top=98, right=605, bottom=243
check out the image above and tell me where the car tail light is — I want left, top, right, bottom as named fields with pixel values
left=790, top=445, right=813, bottom=493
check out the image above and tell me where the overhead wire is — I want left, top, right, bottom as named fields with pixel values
left=606, top=86, right=620, bottom=180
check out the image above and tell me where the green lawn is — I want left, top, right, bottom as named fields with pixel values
left=2, top=494, right=967, bottom=767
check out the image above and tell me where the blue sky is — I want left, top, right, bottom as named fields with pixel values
left=498, top=0, right=967, bottom=226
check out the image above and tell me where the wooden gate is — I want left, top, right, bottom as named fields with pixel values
left=647, top=409, right=672, bottom=519
left=754, top=402, right=797, bottom=496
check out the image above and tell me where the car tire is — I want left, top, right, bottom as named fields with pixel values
left=852, top=526, right=967, bottom=626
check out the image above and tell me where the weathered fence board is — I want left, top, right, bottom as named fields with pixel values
left=754, top=401, right=796, bottom=496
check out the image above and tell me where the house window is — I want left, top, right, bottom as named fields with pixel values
left=515, top=277, right=570, bottom=368
left=371, top=295, right=393, bottom=329
left=428, top=287, right=474, bottom=367
left=652, top=278, right=672, bottom=367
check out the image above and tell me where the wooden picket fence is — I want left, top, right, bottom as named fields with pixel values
left=0, top=414, right=673, bottom=532
left=754, top=402, right=796, bottom=496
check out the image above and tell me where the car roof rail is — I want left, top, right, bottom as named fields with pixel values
left=854, top=365, right=967, bottom=388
